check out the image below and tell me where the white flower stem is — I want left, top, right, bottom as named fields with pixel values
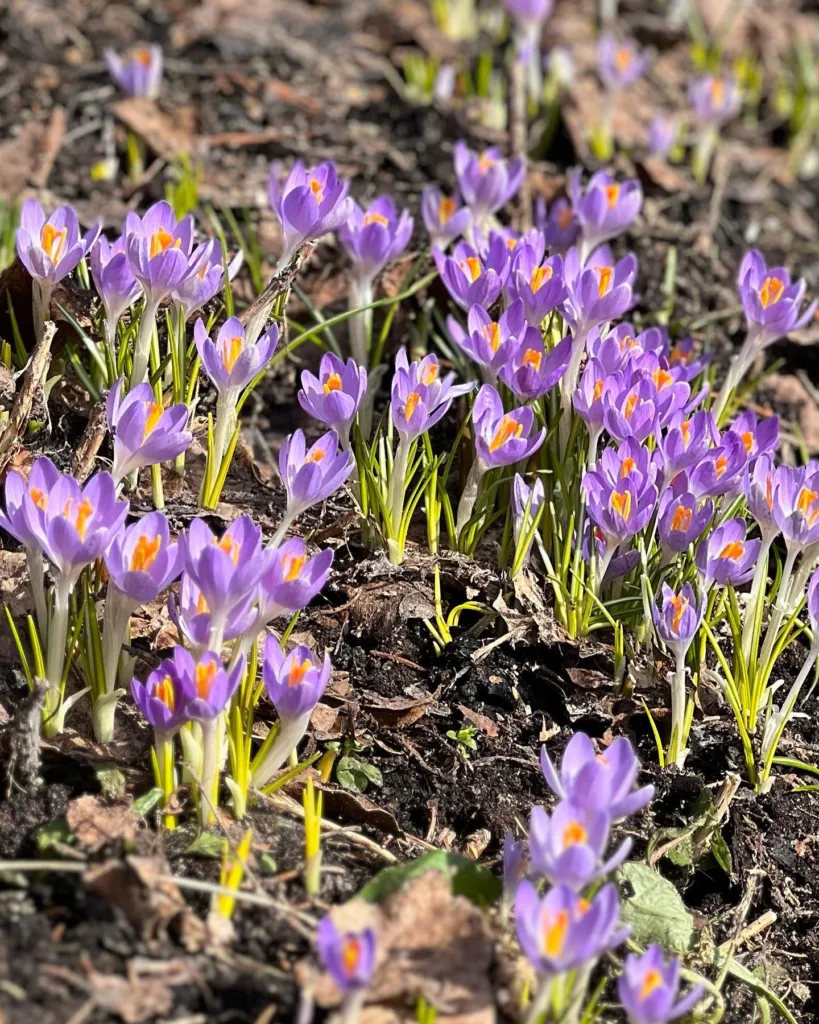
left=43, top=579, right=72, bottom=738
left=130, top=298, right=159, bottom=389
left=26, top=548, right=47, bottom=637
left=199, top=717, right=220, bottom=826
left=251, top=711, right=311, bottom=790
left=559, top=327, right=588, bottom=456
left=455, top=459, right=486, bottom=539
left=348, top=279, right=373, bottom=367
left=758, top=546, right=799, bottom=692
left=270, top=508, right=297, bottom=549
left=32, top=280, right=54, bottom=343
left=387, top=437, right=411, bottom=564
left=525, top=976, right=554, bottom=1024
left=669, top=647, right=688, bottom=766
left=741, top=537, right=772, bottom=668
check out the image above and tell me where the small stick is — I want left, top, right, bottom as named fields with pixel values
left=240, top=241, right=315, bottom=344
left=0, top=320, right=56, bottom=474
left=72, top=393, right=110, bottom=482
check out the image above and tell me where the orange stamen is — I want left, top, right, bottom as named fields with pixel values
left=562, top=820, right=587, bottom=847
left=287, top=655, right=312, bottom=687
left=522, top=348, right=542, bottom=371
left=309, top=177, right=325, bottom=203
left=306, top=448, right=325, bottom=463
left=715, top=455, right=728, bottom=478
left=218, top=535, right=241, bottom=565
left=223, top=335, right=244, bottom=372
left=130, top=533, right=162, bottom=572
left=719, top=541, right=744, bottom=561
left=670, top=506, right=693, bottom=533
left=149, top=227, right=179, bottom=259
left=610, top=490, right=632, bottom=520
left=143, top=401, right=164, bottom=439
left=489, top=415, right=524, bottom=452
left=439, top=197, right=456, bottom=224
left=593, top=378, right=604, bottom=402
left=155, top=675, right=175, bottom=711
left=670, top=594, right=687, bottom=633
left=557, top=206, right=573, bottom=230
left=624, top=394, right=638, bottom=419
left=639, top=968, right=663, bottom=1001
left=740, top=431, right=754, bottom=455
left=282, top=553, right=307, bottom=582
left=342, top=937, right=361, bottom=976
left=710, top=78, right=725, bottom=105
left=196, top=592, right=209, bottom=615
left=483, top=322, right=501, bottom=353
left=541, top=909, right=569, bottom=957
left=615, top=47, right=632, bottom=73
left=30, top=487, right=48, bottom=511
left=323, top=372, right=343, bottom=394
left=422, top=363, right=439, bottom=384
left=133, top=49, right=153, bottom=67
left=620, top=457, right=636, bottom=477
left=195, top=660, right=218, bottom=699
left=605, top=183, right=620, bottom=208
left=65, top=497, right=94, bottom=541
left=680, top=419, right=692, bottom=444
left=653, top=368, right=673, bottom=390
left=404, top=392, right=420, bottom=420
left=462, top=256, right=482, bottom=282
left=478, top=152, right=496, bottom=173
left=759, top=276, right=784, bottom=309
left=363, top=211, right=389, bottom=227
left=596, top=266, right=613, bottom=297
left=40, top=224, right=68, bottom=264
left=531, top=266, right=553, bottom=293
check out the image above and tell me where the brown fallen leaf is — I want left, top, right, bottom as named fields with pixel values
left=456, top=705, right=498, bottom=739
left=84, top=962, right=174, bottom=1024
left=565, top=667, right=610, bottom=692
left=360, top=688, right=436, bottom=729
left=760, top=373, right=819, bottom=454
left=311, top=702, right=345, bottom=741
left=67, top=795, right=139, bottom=852
left=112, top=98, right=197, bottom=161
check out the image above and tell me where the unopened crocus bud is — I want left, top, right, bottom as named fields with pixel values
left=268, top=160, right=353, bottom=268
left=618, top=945, right=704, bottom=1024
left=16, top=199, right=100, bottom=287
left=338, top=197, right=413, bottom=287
left=453, top=141, right=524, bottom=225
left=512, top=473, right=545, bottom=549
left=433, top=236, right=510, bottom=310
left=105, top=45, right=163, bottom=98
left=652, top=583, right=703, bottom=653
left=298, top=354, right=367, bottom=447
left=569, top=170, right=642, bottom=259
left=107, top=379, right=192, bottom=485
left=539, top=733, right=654, bottom=820
left=316, top=917, right=377, bottom=994
left=598, top=34, right=648, bottom=90
left=278, top=429, right=354, bottom=526
left=529, top=800, right=631, bottom=890
left=743, top=455, right=779, bottom=544
left=421, top=186, right=470, bottom=250
left=689, top=74, right=741, bottom=126
left=696, top=517, right=760, bottom=589
left=90, top=236, right=142, bottom=342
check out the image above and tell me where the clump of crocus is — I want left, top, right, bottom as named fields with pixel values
left=90, top=235, right=143, bottom=353
left=688, top=74, right=741, bottom=184
left=652, top=583, right=704, bottom=765
left=251, top=634, right=331, bottom=789
left=338, top=196, right=413, bottom=365
left=107, top=378, right=192, bottom=486
left=618, top=946, right=704, bottom=1024
left=453, top=141, right=524, bottom=238
left=105, top=45, right=163, bottom=98
left=298, top=354, right=367, bottom=449
left=97, top=513, right=183, bottom=742
left=421, top=186, right=471, bottom=250
left=16, top=199, right=100, bottom=340
left=275, top=430, right=354, bottom=545
left=569, top=171, right=642, bottom=264
left=268, top=160, right=353, bottom=269
left=594, top=34, right=648, bottom=159
left=316, top=916, right=376, bottom=1023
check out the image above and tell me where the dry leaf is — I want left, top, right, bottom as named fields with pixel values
left=112, top=98, right=197, bottom=161
left=456, top=705, right=498, bottom=739
left=66, top=795, right=139, bottom=852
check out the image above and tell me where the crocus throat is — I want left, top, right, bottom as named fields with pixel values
left=30, top=486, right=48, bottom=511
left=143, top=401, right=164, bottom=439
left=223, top=335, right=244, bottom=372
left=759, top=275, right=784, bottom=309
left=605, top=183, right=620, bottom=209
left=610, top=490, right=632, bottom=520
left=719, top=540, right=744, bottom=561
left=461, top=256, right=482, bottom=282
left=670, top=594, right=688, bottom=633
left=714, top=455, right=728, bottom=479
left=522, top=348, right=542, bottom=371
left=478, top=152, right=496, bottom=173
left=64, top=497, right=94, bottom=541
left=41, top=224, right=68, bottom=264
left=130, top=533, right=162, bottom=572
left=287, top=655, right=312, bottom=687
left=404, top=392, right=420, bottom=421
left=323, top=373, right=343, bottom=394
left=620, top=457, right=636, bottom=477
left=439, top=197, right=456, bottom=224
left=796, top=487, right=819, bottom=523
left=653, top=368, right=673, bottom=390
left=615, top=47, right=632, bottom=73
left=282, top=552, right=307, bottom=582
left=596, top=266, right=613, bottom=297
left=155, top=675, right=175, bottom=711
left=541, top=909, right=569, bottom=958
left=531, top=266, right=552, bottom=293
left=489, top=415, right=524, bottom=452
left=670, top=506, right=693, bottom=533
left=134, top=48, right=153, bottom=67
left=710, top=78, right=725, bottom=105
left=639, top=968, right=663, bottom=1000
left=217, top=535, right=241, bottom=565
left=561, top=820, right=587, bottom=847
left=363, top=211, right=389, bottom=228
left=309, top=177, right=325, bottom=203
left=341, top=937, right=361, bottom=976
left=306, top=447, right=325, bottom=464
left=557, top=206, right=573, bottom=230
left=740, top=431, right=754, bottom=455
left=483, top=322, right=501, bottom=353
left=195, top=659, right=218, bottom=699
left=149, top=228, right=180, bottom=258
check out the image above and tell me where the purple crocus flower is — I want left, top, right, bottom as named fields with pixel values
left=536, top=196, right=580, bottom=254
left=688, top=431, right=747, bottom=498
left=503, top=0, right=553, bottom=31
left=338, top=196, right=413, bottom=287
left=434, top=236, right=510, bottom=311
left=268, top=160, right=353, bottom=267
left=124, top=200, right=193, bottom=303
left=744, top=454, right=779, bottom=543
left=316, top=917, right=377, bottom=994
left=725, top=410, right=778, bottom=461
left=453, top=141, right=525, bottom=224
left=515, top=880, right=627, bottom=975
left=279, top=429, right=354, bottom=521
left=618, top=945, right=704, bottom=1024
left=667, top=336, right=708, bottom=381
left=771, top=464, right=819, bottom=552
left=573, top=360, right=619, bottom=433
left=583, top=474, right=657, bottom=546
left=658, top=491, right=713, bottom=554
left=181, top=515, right=270, bottom=622
left=602, top=378, right=659, bottom=443
left=659, top=411, right=714, bottom=479
left=107, top=379, right=192, bottom=484
left=652, top=583, right=704, bottom=654
left=696, top=517, right=760, bottom=589
left=472, top=385, right=545, bottom=469
left=132, top=653, right=191, bottom=736
left=512, top=474, right=545, bottom=566
left=176, top=648, right=245, bottom=721
left=262, top=633, right=331, bottom=720
left=253, top=539, right=334, bottom=627
left=104, top=511, right=182, bottom=604
left=500, top=332, right=572, bottom=401
left=168, top=574, right=256, bottom=653
left=171, top=240, right=239, bottom=321
left=689, top=75, right=741, bottom=126
left=421, top=186, right=471, bottom=250
left=562, top=245, right=637, bottom=333
left=594, top=438, right=658, bottom=493
left=569, top=171, right=642, bottom=259
left=194, top=317, right=279, bottom=400
left=737, top=250, right=817, bottom=348
left=298, top=353, right=367, bottom=447
left=390, top=350, right=473, bottom=441
left=448, top=300, right=528, bottom=382
left=105, top=45, right=163, bottom=98
left=598, top=34, right=648, bottom=91
left=16, top=198, right=100, bottom=286
left=529, top=801, right=631, bottom=890
left=648, top=116, right=678, bottom=160
left=90, top=235, right=142, bottom=341
left=507, top=246, right=566, bottom=327
left=540, top=732, right=654, bottom=820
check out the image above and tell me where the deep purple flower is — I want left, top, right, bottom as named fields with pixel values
left=529, top=801, right=631, bottom=890
left=743, top=454, right=779, bottom=542
left=472, top=385, right=545, bottom=468
left=618, top=945, right=704, bottom=1024
left=263, top=633, right=331, bottom=720
left=0, top=456, right=59, bottom=554
left=688, top=432, right=747, bottom=498
left=16, top=199, right=100, bottom=285
left=268, top=160, right=353, bottom=267
left=132, top=651, right=191, bottom=736
left=635, top=356, right=691, bottom=427
left=507, top=246, right=566, bottom=327
left=434, top=236, right=510, bottom=310
left=298, top=354, right=367, bottom=446
left=500, top=332, right=572, bottom=401
left=124, top=200, right=193, bottom=304
left=598, top=34, right=648, bottom=90
left=104, top=512, right=182, bottom=604
left=659, top=411, right=714, bottom=479
left=421, top=187, right=471, bottom=250
left=176, top=647, right=244, bottom=721
left=771, top=464, right=819, bottom=552
left=562, top=245, right=637, bottom=333
left=90, top=235, right=142, bottom=332
left=105, top=45, right=163, bottom=98
left=569, top=171, right=642, bottom=257
left=536, top=196, right=580, bottom=254
left=448, top=300, right=528, bottom=382
left=583, top=473, right=657, bottom=545
left=279, top=429, right=354, bottom=519
left=595, top=438, right=657, bottom=493
left=603, top=378, right=659, bottom=443
left=652, top=583, right=704, bottom=653
left=658, top=491, right=713, bottom=553
left=391, top=350, right=473, bottom=441
left=107, top=379, right=192, bottom=484
left=648, top=116, right=678, bottom=160
left=573, top=360, right=619, bottom=429
left=689, top=75, right=741, bottom=126
left=737, top=250, right=817, bottom=348
left=316, top=917, right=377, bottom=994
left=181, top=515, right=269, bottom=619
left=453, top=141, right=525, bottom=223
left=194, top=317, right=279, bottom=399
left=168, top=574, right=255, bottom=651
left=338, top=196, right=413, bottom=286
left=725, top=410, right=778, bottom=461
left=696, top=517, right=760, bottom=589
left=515, top=880, right=626, bottom=975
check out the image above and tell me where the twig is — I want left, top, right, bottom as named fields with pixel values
left=717, top=910, right=777, bottom=953
left=72, top=393, right=110, bottom=482
left=0, top=859, right=87, bottom=872
left=240, top=241, right=315, bottom=344
left=715, top=867, right=765, bottom=990
left=0, top=320, right=56, bottom=475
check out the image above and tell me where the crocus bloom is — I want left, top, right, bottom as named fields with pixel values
left=696, top=517, right=760, bottom=589
left=598, top=34, right=648, bottom=90
left=512, top=474, right=544, bottom=568
left=433, top=236, right=510, bottom=310
left=124, top=200, right=193, bottom=304
left=515, top=880, right=626, bottom=976
left=648, top=116, right=678, bottom=160
left=16, top=198, right=100, bottom=286
left=659, top=411, right=714, bottom=479
left=194, top=317, right=279, bottom=400
left=338, top=197, right=413, bottom=286
left=594, top=438, right=657, bottom=493
left=279, top=429, right=354, bottom=522
left=569, top=171, right=642, bottom=258
left=562, top=245, right=637, bottom=334
left=528, top=801, right=631, bottom=890
left=507, top=246, right=566, bottom=327
left=107, top=379, right=192, bottom=484
left=453, top=141, right=525, bottom=224
left=500, top=333, right=572, bottom=401
left=390, top=350, right=473, bottom=442
left=667, top=336, right=708, bottom=380
left=169, top=575, right=256, bottom=653
left=421, top=186, right=471, bottom=249
left=105, top=45, right=163, bottom=98
left=658, top=491, right=713, bottom=553
left=771, top=464, right=819, bottom=552
left=298, top=354, right=367, bottom=447
left=737, top=250, right=817, bottom=348
left=90, top=235, right=142, bottom=343
left=573, top=360, right=619, bottom=432
left=448, top=300, right=528, bottom=383
left=132, top=654, right=191, bottom=736
left=105, top=511, right=182, bottom=604
left=726, top=410, right=779, bottom=461
left=536, top=196, right=580, bottom=254
left=689, top=75, right=741, bottom=126
left=177, top=648, right=244, bottom=721
left=268, top=160, right=353, bottom=267
left=688, top=432, right=747, bottom=498
left=316, top=917, right=377, bottom=994
left=618, top=946, right=704, bottom=1024
left=171, top=240, right=238, bottom=320
left=540, top=733, right=654, bottom=819
left=472, top=386, right=545, bottom=469
left=652, top=583, right=704, bottom=654
left=602, top=379, right=659, bottom=443
left=503, top=0, right=553, bottom=32
left=583, top=474, right=657, bottom=546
